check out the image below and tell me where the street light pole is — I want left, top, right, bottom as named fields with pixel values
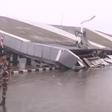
left=80, top=15, right=96, bottom=34
left=79, top=16, right=96, bottom=48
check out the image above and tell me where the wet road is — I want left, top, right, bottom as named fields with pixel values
left=1, top=67, right=112, bottom=112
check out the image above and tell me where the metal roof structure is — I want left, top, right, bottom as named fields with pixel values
left=0, top=16, right=84, bottom=69
left=0, top=16, right=80, bottom=46
left=53, top=25, right=112, bottom=49
left=0, top=16, right=112, bottom=69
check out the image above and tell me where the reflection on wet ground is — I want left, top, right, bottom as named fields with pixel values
left=1, top=67, right=112, bottom=112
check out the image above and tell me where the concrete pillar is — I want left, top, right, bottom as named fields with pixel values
left=7, top=54, right=12, bottom=67
left=12, top=54, right=18, bottom=66
left=31, top=60, right=37, bottom=68
left=26, top=58, right=31, bottom=66
left=18, top=58, right=26, bottom=70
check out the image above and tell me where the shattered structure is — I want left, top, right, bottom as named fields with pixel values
left=0, top=16, right=112, bottom=70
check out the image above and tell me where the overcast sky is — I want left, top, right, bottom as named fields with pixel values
left=0, top=0, right=112, bottom=34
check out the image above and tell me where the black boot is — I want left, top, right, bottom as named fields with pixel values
left=0, top=98, right=5, bottom=105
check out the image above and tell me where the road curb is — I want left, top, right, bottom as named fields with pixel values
left=11, top=67, right=57, bottom=75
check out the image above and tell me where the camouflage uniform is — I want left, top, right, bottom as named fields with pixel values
left=0, top=36, right=9, bottom=105
left=0, top=56, right=9, bottom=105
left=2, top=71, right=9, bottom=105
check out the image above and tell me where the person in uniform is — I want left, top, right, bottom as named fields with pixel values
left=0, top=35, right=10, bottom=105
left=0, top=54, right=10, bottom=105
